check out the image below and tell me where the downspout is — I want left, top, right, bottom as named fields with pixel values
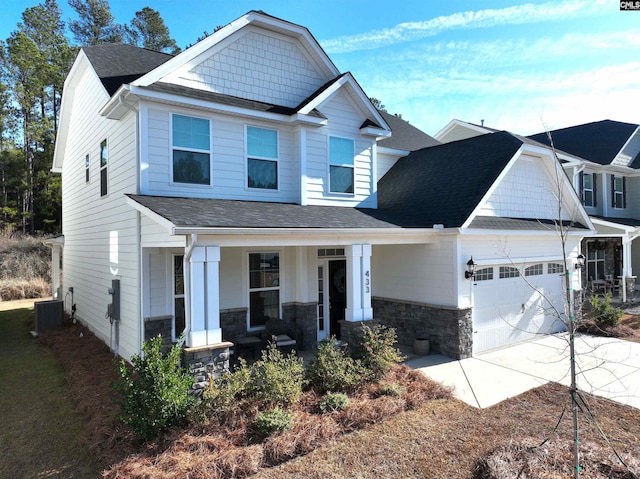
left=118, top=93, right=143, bottom=354
left=180, top=233, right=198, bottom=347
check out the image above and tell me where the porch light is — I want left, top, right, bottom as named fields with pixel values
left=465, top=257, right=477, bottom=280
left=575, top=254, right=585, bottom=270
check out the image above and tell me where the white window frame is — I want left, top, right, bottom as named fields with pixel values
left=613, top=175, right=625, bottom=209
left=246, top=125, right=279, bottom=191
left=170, top=113, right=212, bottom=186
left=328, top=135, right=355, bottom=195
left=582, top=172, right=594, bottom=207
left=247, top=250, right=282, bottom=331
left=586, top=242, right=605, bottom=280
left=99, top=139, right=108, bottom=197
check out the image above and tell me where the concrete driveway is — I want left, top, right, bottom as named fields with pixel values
left=406, top=333, right=640, bottom=409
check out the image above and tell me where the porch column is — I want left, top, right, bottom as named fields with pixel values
left=621, top=236, right=634, bottom=302
left=187, top=246, right=222, bottom=347
left=345, top=244, right=373, bottom=322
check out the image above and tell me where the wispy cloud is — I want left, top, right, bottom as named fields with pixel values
left=321, top=0, right=608, bottom=54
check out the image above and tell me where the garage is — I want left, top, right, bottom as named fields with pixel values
left=471, top=262, right=568, bottom=354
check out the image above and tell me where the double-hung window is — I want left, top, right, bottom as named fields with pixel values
left=99, top=139, right=108, bottom=196
left=247, top=126, right=278, bottom=189
left=329, top=136, right=354, bottom=194
left=582, top=173, right=594, bottom=207
left=248, top=252, right=280, bottom=329
left=612, top=175, right=626, bottom=209
left=172, top=114, right=211, bottom=185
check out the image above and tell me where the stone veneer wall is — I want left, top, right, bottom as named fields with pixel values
left=282, top=302, right=317, bottom=350
left=144, top=315, right=173, bottom=345
left=372, top=297, right=473, bottom=359
left=182, top=342, right=232, bottom=396
left=220, top=307, right=248, bottom=342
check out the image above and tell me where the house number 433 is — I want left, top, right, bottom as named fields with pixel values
left=364, top=270, right=370, bottom=294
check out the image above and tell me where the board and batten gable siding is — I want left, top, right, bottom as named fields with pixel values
left=477, top=154, right=573, bottom=221
left=305, top=91, right=376, bottom=208
left=142, top=104, right=299, bottom=202
left=371, top=239, right=457, bottom=307
left=162, top=27, right=328, bottom=108
left=60, top=67, right=141, bottom=360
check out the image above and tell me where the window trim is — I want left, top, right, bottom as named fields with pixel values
left=328, top=135, right=355, bottom=195
left=170, top=113, right=212, bottom=187
left=246, top=125, right=279, bottom=191
left=247, top=250, right=282, bottom=331
left=99, top=139, right=108, bottom=197
left=612, top=174, right=626, bottom=209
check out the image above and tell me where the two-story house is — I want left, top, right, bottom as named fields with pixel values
left=52, top=11, right=592, bottom=366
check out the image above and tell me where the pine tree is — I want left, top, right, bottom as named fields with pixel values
left=68, top=0, right=124, bottom=45
left=125, top=7, right=180, bottom=54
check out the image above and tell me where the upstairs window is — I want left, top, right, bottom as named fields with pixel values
left=85, top=154, right=90, bottom=183
left=247, top=126, right=278, bottom=189
left=329, top=136, right=354, bottom=194
left=611, top=175, right=626, bottom=209
left=172, top=114, right=211, bottom=185
left=580, top=172, right=595, bottom=207
left=99, top=140, right=108, bottom=196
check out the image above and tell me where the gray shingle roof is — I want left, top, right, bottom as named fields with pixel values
left=528, top=120, right=639, bottom=166
left=377, top=111, right=440, bottom=151
left=468, top=216, right=587, bottom=230
left=590, top=215, right=640, bottom=228
left=82, top=44, right=173, bottom=95
left=127, top=195, right=402, bottom=229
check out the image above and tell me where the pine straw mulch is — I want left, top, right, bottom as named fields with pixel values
left=37, top=315, right=640, bottom=479
left=37, top=317, right=452, bottom=478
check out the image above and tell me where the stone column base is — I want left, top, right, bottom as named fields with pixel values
left=182, top=342, right=232, bottom=396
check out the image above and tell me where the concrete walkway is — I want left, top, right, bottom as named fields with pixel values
left=406, top=333, right=640, bottom=409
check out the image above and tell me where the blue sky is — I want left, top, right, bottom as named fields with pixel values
left=2, top=0, right=639, bottom=136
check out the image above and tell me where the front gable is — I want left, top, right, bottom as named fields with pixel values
left=465, top=145, right=592, bottom=229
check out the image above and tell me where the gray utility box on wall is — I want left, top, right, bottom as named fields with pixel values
left=35, top=300, right=64, bottom=333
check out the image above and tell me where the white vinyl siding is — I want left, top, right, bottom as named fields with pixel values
left=59, top=65, right=140, bottom=361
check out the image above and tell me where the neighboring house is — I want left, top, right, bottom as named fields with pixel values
left=529, top=120, right=640, bottom=300
left=52, top=11, right=592, bottom=366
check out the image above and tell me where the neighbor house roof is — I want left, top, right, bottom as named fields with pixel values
left=82, top=44, right=173, bottom=95
left=528, top=120, right=639, bottom=166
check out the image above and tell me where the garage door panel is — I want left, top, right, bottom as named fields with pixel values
left=473, top=272, right=567, bottom=354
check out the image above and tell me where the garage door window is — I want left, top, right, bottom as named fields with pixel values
left=524, top=264, right=543, bottom=276
left=475, top=267, right=493, bottom=281
left=499, top=266, right=520, bottom=278
left=548, top=263, right=564, bottom=274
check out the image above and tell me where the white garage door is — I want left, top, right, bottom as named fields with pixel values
left=472, top=264, right=567, bottom=354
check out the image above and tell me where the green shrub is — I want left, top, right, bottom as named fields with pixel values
left=378, top=383, right=406, bottom=398
left=357, top=324, right=405, bottom=381
left=306, top=337, right=366, bottom=393
left=204, top=358, right=251, bottom=416
left=250, top=343, right=306, bottom=407
left=254, top=407, right=292, bottom=437
left=114, top=335, right=197, bottom=440
left=589, top=293, right=623, bottom=329
left=319, top=392, right=350, bottom=413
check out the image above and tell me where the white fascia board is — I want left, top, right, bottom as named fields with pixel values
left=102, top=85, right=325, bottom=125
left=590, top=217, right=639, bottom=234
left=126, top=196, right=175, bottom=232
left=460, top=227, right=593, bottom=237
left=461, top=145, right=524, bottom=229
left=377, top=146, right=410, bottom=157
left=172, top=226, right=436, bottom=236
left=299, top=73, right=391, bottom=133
left=361, top=127, right=391, bottom=139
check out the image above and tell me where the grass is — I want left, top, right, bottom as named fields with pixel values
left=3, top=299, right=639, bottom=478
left=0, top=303, right=101, bottom=478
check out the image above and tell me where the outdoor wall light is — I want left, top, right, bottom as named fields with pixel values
left=465, top=257, right=477, bottom=279
left=575, top=254, right=585, bottom=270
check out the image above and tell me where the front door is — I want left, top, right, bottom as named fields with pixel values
left=328, top=260, right=347, bottom=339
